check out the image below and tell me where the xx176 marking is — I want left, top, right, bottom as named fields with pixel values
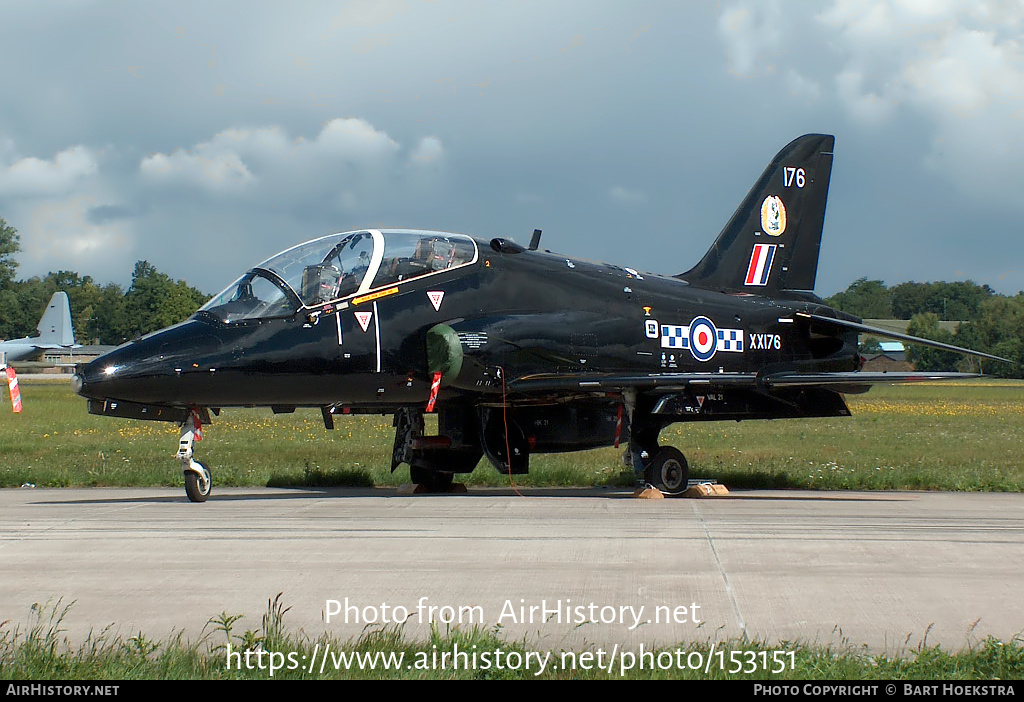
left=749, top=333, right=781, bottom=350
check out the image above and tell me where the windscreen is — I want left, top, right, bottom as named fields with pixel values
left=198, top=271, right=298, bottom=322
left=198, top=231, right=376, bottom=321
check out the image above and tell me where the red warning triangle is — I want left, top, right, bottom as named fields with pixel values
left=354, top=311, right=373, bottom=332
left=427, top=290, right=444, bottom=311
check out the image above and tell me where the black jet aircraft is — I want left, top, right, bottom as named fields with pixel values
left=73, top=134, right=1007, bottom=502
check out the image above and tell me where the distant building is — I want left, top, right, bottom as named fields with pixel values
left=862, top=343, right=911, bottom=372
left=877, top=341, right=906, bottom=359
left=38, top=346, right=116, bottom=373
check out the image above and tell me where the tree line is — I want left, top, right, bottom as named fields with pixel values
left=0, top=217, right=208, bottom=345
left=825, top=277, right=1023, bottom=378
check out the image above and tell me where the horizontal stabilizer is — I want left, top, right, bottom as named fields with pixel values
left=796, top=312, right=1011, bottom=364
left=760, top=371, right=979, bottom=388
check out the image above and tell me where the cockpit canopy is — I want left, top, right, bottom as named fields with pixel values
left=199, top=229, right=478, bottom=323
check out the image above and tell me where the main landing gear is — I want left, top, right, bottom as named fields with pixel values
left=624, top=391, right=690, bottom=496
left=643, top=446, right=689, bottom=495
left=177, top=411, right=211, bottom=502
left=626, top=440, right=691, bottom=496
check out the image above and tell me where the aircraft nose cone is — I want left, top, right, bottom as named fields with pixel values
left=72, top=318, right=226, bottom=406
left=74, top=353, right=139, bottom=401
left=73, top=360, right=114, bottom=400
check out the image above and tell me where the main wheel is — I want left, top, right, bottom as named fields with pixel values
left=410, top=466, right=454, bottom=492
left=184, top=461, right=212, bottom=503
left=644, top=447, right=689, bottom=495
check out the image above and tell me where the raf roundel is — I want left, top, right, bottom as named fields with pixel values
left=688, top=316, right=718, bottom=362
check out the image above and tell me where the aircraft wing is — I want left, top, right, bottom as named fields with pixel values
left=507, top=370, right=980, bottom=394
left=508, top=372, right=760, bottom=394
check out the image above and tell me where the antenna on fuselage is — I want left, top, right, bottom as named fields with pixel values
left=528, top=229, right=542, bottom=251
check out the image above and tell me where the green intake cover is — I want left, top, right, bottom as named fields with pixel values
left=426, top=323, right=463, bottom=382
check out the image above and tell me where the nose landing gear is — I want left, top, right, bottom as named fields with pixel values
left=177, top=409, right=211, bottom=502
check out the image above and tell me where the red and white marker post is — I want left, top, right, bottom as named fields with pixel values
left=6, top=366, right=22, bottom=413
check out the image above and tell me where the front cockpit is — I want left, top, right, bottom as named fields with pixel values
left=198, top=229, right=479, bottom=323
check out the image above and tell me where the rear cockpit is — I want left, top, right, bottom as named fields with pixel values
left=198, top=229, right=479, bottom=323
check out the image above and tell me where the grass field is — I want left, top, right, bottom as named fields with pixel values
left=3, top=380, right=1023, bottom=680
left=1, top=378, right=1022, bottom=492
left=3, top=597, right=1022, bottom=680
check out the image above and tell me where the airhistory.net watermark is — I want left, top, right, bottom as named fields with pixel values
left=324, top=596, right=702, bottom=632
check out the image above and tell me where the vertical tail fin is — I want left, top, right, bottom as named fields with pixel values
left=680, top=134, right=834, bottom=294
left=36, top=291, right=75, bottom=346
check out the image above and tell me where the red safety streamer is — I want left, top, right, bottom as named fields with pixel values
left=191, top=407, right=203, bottom=441
left=426, top=372, right=442, bottom=412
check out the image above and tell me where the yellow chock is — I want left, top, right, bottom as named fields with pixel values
left=633, top=487, right=665, bottom=499
left=683, top=483, right=730, bottom=498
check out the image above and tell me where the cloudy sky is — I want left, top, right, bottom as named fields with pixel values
left=1, top=0, right=1022, bottom=297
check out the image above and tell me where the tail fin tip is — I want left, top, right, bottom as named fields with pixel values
left=36, top=291, right=75, bottom=346
left=681, top=133, right=835, bottom=295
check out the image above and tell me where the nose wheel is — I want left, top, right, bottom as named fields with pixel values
left=184, top=460, right=212, bottom=502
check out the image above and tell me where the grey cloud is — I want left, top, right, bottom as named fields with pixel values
left=0, top=1, right=1019, bottom=295
left=86, top=204, right=147, bottom=225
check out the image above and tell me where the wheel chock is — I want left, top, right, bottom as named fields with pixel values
left=633, top=486, right=665, bottom=499
left=683, top=483, right=730, bottom=498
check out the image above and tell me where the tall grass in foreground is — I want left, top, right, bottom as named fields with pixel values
left=2, top=598, right=1023, bottom=680
left=2, top=379, right=1024, bottom=492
